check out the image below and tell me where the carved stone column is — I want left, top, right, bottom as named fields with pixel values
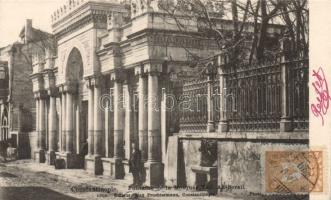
left=93, top=77, right=103, bottom=175
left=47, top=88, right=58, bottom=165
left=35, top=95, right=40, bottom=146
left=87, top=81, right=94, bottom=156
left=85, top=76, right=103, bottom=175
left=144, top=64, right=164, bottom=187
left=59, top=82, right=78, bottom=168
left=66, top=91, right=74, bottom=153
left=110, top=69, right=125, bottom=179
left=36, top=90, right=47, bottom=163
left=135, top=66, right=148, bottom=162
left=61, top=89, right=67, bottom=153
left=93, top=78, right=103, bottom=157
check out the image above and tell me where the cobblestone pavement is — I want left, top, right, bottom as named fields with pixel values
left=0, top=159, right=308, bottom=200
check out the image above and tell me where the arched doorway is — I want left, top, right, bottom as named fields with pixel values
left=65, top=47, right=87, bottom=159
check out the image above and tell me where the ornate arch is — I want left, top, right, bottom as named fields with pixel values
left=65, top=47, right=84, bottom=82
left=63, top=41, right=88, bottom=80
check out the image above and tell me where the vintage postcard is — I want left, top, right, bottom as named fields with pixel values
left=0, top=0, right=330, bottom=200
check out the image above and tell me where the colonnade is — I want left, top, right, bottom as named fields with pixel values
left=33, top=64, right=164, bottom=187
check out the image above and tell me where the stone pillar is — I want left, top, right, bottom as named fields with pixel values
left=36, top=90, right=47, bottom=163
left=34, top=94, right=41, bottom=162
left=93, top=81, right=103, bottom=157
left=280, top=37, right=293, bottom=132
left=93, top=77, right=103, bottom=175
left=47, top=89, right=58, bottom=165
left=61, top=91, right=67, bottom=152
left=35, top=97, right=40, bottom=143
left=87, top=83, right=94, bottom=156
left=59, top=82, right=78, bottom=169
left=66, top=92, right=74, bottom=154
left=110, top=70, right=125, bottom=179
left=124, top=84, right=133, bottom=160
left=144, top=66, right=164, bottom=187
left=217, top=54, right=229, bottom=132
left=136, top=66, right=148, bottom=162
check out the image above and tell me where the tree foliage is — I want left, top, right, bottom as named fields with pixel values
left=157, top=0, right=308, bottom=65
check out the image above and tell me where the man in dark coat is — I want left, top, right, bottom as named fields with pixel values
left=0, top=140, right=8, bottom=162
left=80, top=140, right=88, bottom=156
left=129, top=143, right=142, bottom=187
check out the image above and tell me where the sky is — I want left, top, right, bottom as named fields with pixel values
left=0, top=0, right=67, bottom=47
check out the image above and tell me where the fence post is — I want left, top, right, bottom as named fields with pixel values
left=206, top=72, right=215, bottom=132
left=280, top=37, right=293, bottom=132
left=217, top=53, right=229, bottom=133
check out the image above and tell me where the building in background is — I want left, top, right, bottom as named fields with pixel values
left=0, top=19, right=54, bottom=159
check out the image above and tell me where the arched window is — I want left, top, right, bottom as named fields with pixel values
left=1, top=107, right=9, bottom=141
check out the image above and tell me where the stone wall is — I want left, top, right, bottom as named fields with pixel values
left=217, top=140, right=308, bottom=194
left=175, top=136, right=308, bottom=194
left=180, top=140, right=201, bottom=187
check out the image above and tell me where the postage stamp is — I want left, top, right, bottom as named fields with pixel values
left=265, top=151, right=323, bottom=194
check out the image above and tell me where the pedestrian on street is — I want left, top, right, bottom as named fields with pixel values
left=80, top=140, right=88, bottom=156
left=6, top=142, right=16, bottom=161
left=0, top=140, right=8, bottom=162
left=129, top=143, right=142, bottom=188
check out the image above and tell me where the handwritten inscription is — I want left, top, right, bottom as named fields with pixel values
left=311, top=67, right=331, bottom=125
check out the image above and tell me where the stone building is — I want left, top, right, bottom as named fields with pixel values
left=0, top=20, right=53, bottom=158
left=29, top=0, right=308, bottom=192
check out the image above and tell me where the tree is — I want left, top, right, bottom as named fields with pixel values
left=157, top=0, right=308, bottom=65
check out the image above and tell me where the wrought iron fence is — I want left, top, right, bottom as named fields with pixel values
left=291, top=59, right=309, bottom=130
left=178, top=78, right=208, bottom=132
left=174, top=57, right=308, bottom=133
left=225, top=60, right=282, bottom=131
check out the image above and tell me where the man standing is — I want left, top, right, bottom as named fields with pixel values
left=129, top=143, right=142, bottom=187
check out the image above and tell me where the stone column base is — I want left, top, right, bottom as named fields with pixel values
left=207, top=122, right=215, bottom=132
left=218, top=121, right=229, bottom=133
left=57, top=152, right=83, bottom=169
left=144, top=161, right=164, bottom=187
left=110, top=158, right=124, bottom=179
left=85, top=155, right=103, bottom=175
left=46, top=150, right=56, bottom=165
left=101, top=157, right=112, bottom=176
left=280, top=118, right=293, bottom=132
left=34, top=149, right=46, bottom=163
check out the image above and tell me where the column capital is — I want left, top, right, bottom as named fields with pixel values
left=110, top=68, right=126, bottom=82
left=85, top=75, right=103, bottom=88
left=47, top=87, right=59, bottom=97
left=134, top=64, right=147, bottom=76
left=34, top=90, right=48, bottom=99
left=42, top=69, right=56, bottom=90
left=143, top=63, right=164, bottom=76
left=63, top=81, right=78, bottom=94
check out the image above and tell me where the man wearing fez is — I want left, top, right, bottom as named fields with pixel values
left=129, top=143, right=142, bottom=187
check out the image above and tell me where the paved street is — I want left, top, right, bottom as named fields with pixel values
left=0, top=159, right=234, bottom=200
left=0, top=159, right=309, bottom=200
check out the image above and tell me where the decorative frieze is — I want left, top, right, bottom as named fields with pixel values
left=149, top=34, right=205, bottom=49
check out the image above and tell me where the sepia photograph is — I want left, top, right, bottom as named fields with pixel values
left=0, top=0, right=327, bottom=199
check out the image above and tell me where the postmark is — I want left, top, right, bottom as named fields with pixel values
left=265, top=151, right=323, bottom=194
